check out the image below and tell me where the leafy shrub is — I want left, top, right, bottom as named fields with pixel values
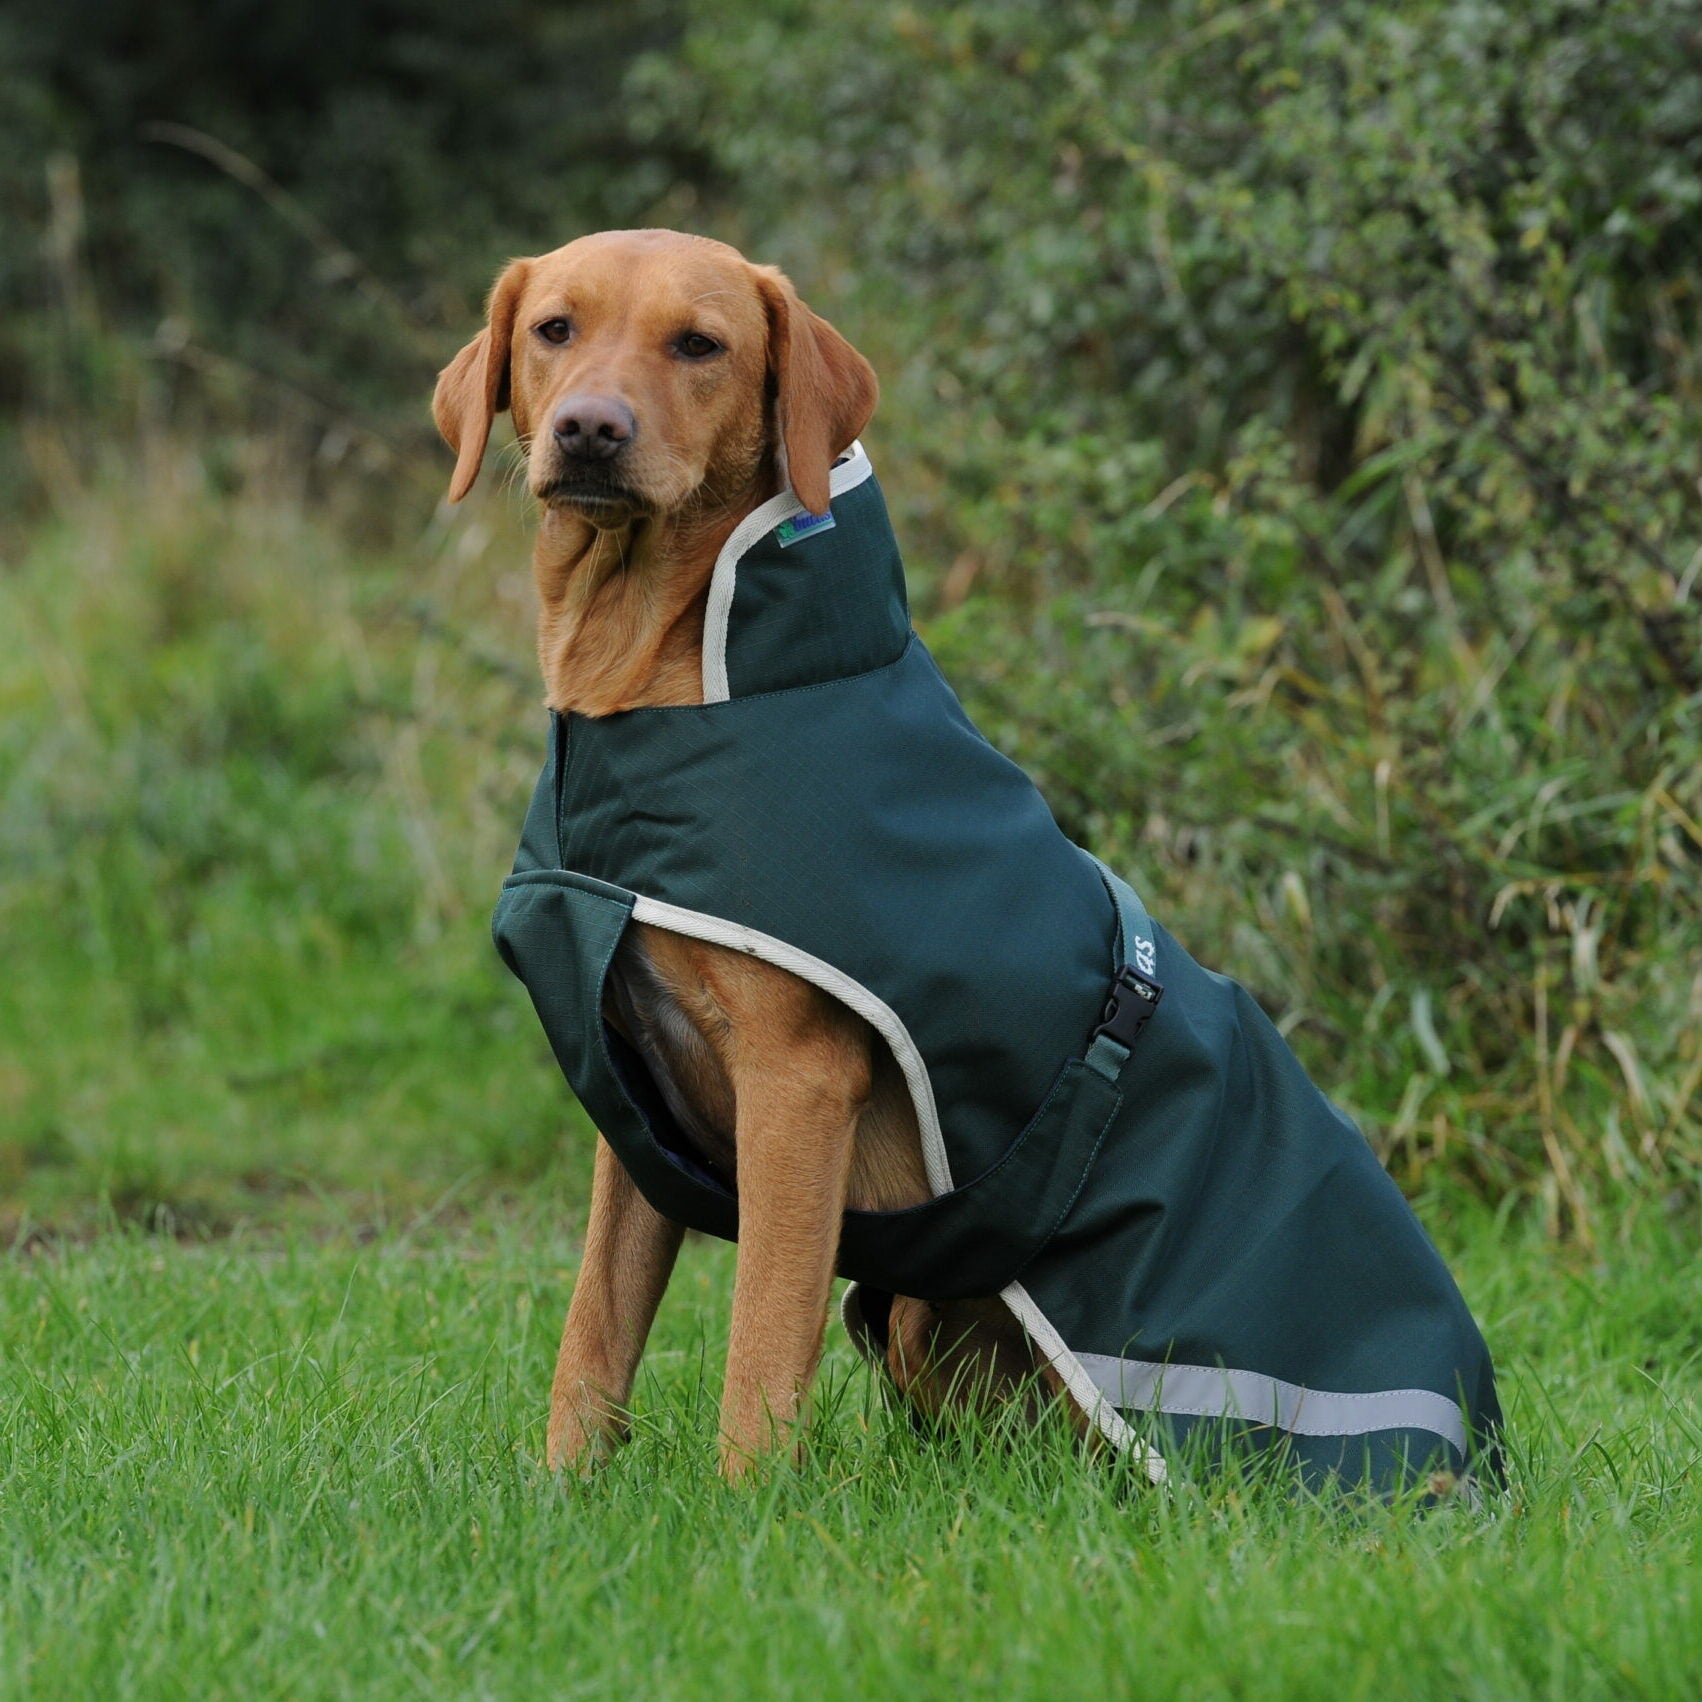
left=650, top=0, right=1702, bottom=1222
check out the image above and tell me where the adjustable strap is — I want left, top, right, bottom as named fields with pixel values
left=1083, top=852, right=1165, bottom=1081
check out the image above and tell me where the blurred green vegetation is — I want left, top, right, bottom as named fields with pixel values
left=1, top=0, right=1699, bottom=1236
left=0, top=0, right=684, bottom=457
left=0, top=443, right=592, bottom=1233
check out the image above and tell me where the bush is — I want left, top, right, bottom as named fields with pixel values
left=649, top=0, right=1702, bottom=1222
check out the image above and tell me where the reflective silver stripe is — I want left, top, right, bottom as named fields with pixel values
left=1075, top=1353, right=1469, bottom=1453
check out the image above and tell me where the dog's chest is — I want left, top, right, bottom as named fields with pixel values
left=604, top=931, right=739, bottom=1183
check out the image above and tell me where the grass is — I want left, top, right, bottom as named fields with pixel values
left=0, top=442, right=584, bottom=1235
left=2, top=1206, right=1700, bottom=1700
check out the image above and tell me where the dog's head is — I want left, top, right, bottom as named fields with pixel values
left=433, top=230, right=878, bottom=526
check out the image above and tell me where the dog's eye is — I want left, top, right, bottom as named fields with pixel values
left=675, top=331, right=722, bottom=360
left=536, top=318, right=573, bottom=346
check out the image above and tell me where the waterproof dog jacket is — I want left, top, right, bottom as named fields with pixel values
left=493, top=443, right=1502, bottom=1492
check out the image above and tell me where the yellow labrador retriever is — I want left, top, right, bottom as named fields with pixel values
left=434, top=230, right=1065, bottom=1478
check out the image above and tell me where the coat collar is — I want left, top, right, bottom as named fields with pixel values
left=700, top=442, right=910, bottom=701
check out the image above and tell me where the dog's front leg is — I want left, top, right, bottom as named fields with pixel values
left=548, top=1134, right=685, bottom=1473
left=719, top=1010, right=864, bottom=1479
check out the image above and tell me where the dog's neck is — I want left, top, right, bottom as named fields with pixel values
left=532, top=476, right=770, bottom=717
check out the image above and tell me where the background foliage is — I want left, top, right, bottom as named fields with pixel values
left=2, top=0, right=1699, bottom=1237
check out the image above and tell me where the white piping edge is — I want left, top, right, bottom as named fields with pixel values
left=619, top=900, right=1458, bottom=1486
left=629, top=888, right=951, bottom=1193
left=1001, top=1281, right=1170, bottom=1484
left=631, top=890, right=1167, bottom=1480
left=838, top=1278, right=1167, bottom=1485
left=839, top=1283, right=884, bottom=1365
left=700, top=441, right=875, bottom=704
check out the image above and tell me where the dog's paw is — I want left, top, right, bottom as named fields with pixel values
left=546, top=1399, right=631, bottom=1477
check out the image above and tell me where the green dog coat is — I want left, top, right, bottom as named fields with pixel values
left=493, top=443, right=1502, bottom=1492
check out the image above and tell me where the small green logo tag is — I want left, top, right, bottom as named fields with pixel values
left=775, top=510, right=836, bottom=548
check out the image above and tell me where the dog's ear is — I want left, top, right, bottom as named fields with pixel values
left=753, top=265, right=878, bottom=516
left=432, top=259, right=530, bottom=503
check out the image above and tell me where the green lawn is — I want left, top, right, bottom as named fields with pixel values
left=3, top=1206, right=1699, bottom=1700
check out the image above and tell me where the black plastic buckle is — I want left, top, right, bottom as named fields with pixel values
left=1093, top=965, right=1164, bottom=1051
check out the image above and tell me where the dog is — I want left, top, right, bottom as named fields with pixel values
left=435, top=229, right=1500, bottom=1491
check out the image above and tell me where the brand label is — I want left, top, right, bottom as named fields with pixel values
left=1132, top=934, right=1157, bottom=979
left=775, top=509, right=836, bottom=548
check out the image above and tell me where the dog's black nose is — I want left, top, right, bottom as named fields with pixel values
left=552, top=395, right=636, bottom=462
